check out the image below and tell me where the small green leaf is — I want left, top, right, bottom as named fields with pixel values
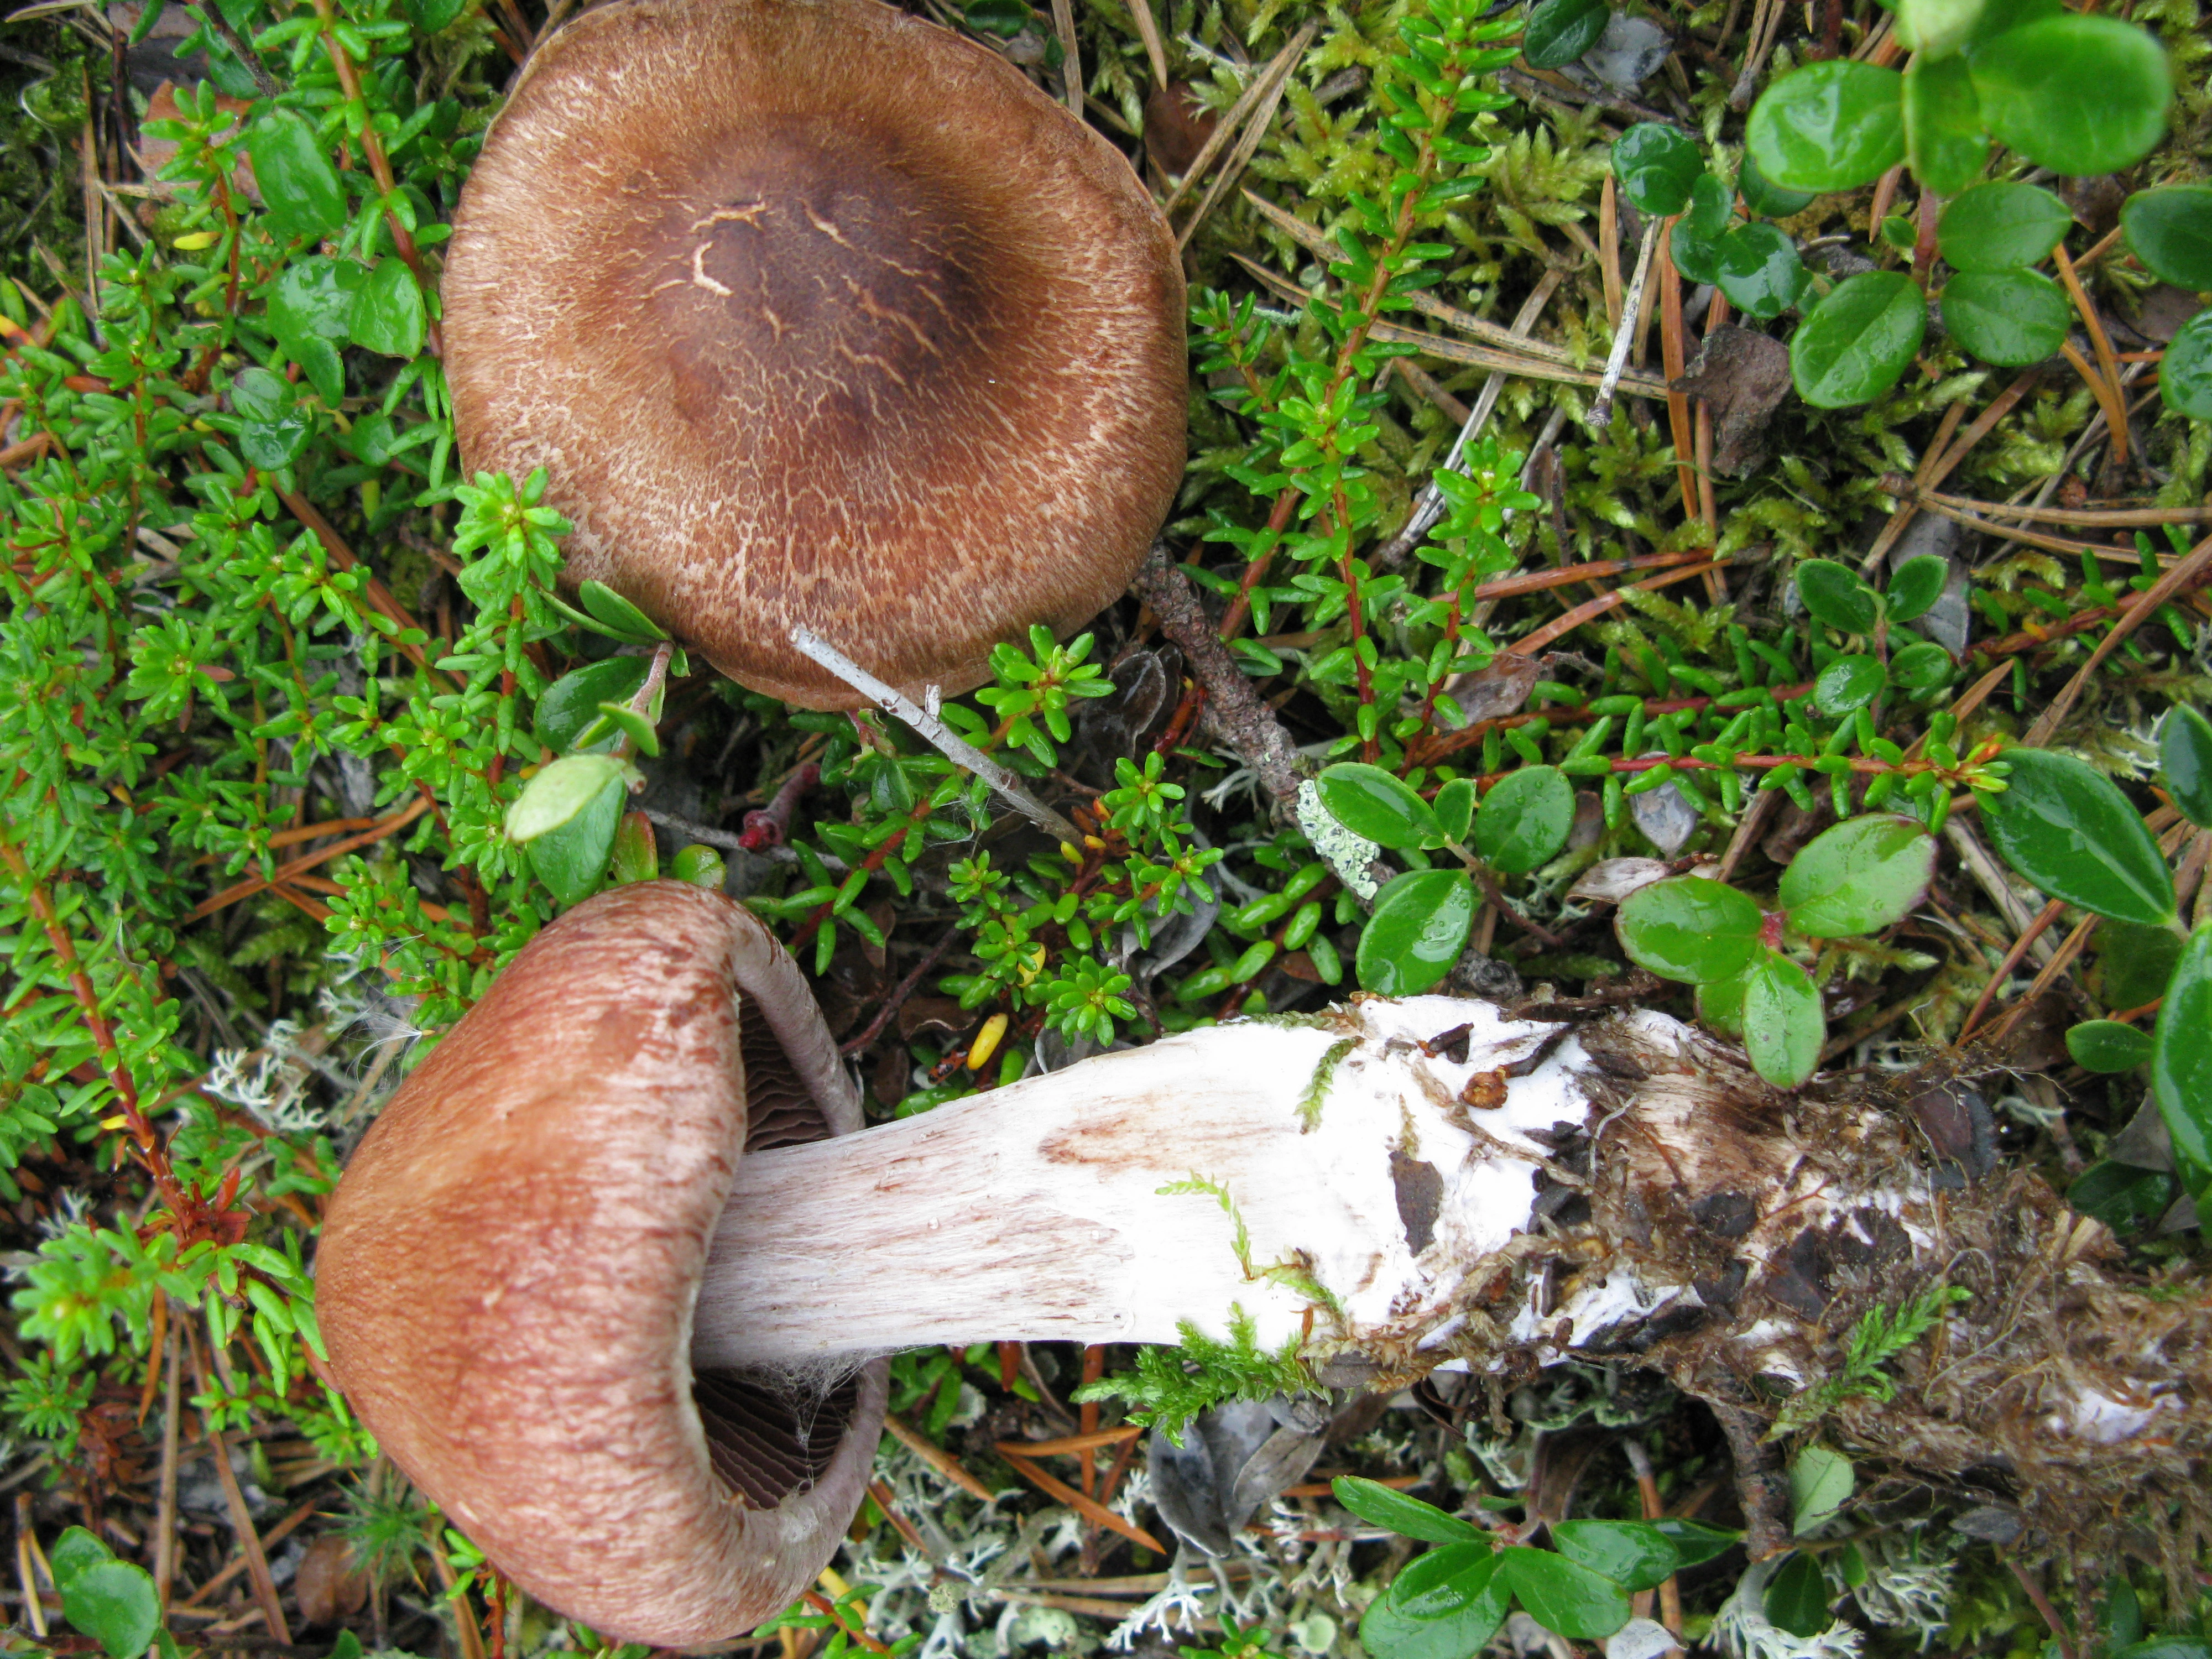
left=1358, top=870, right=1477, bottom=996
left=60, top=1558, right=161, bottom=1659
left=1319, top=763, right=1444, bottom=852
left=1790, top=271, right=1927, bottom=409
left=2161, top=311, right=2212, bottom=420
left=1739, top=148, right=1814, bottom=218
left=1497, top=1546, right=1632, bottom=1641
left=507, top=753, right=628, bottom=843
left=1611, top=124, right=1703, bottom=217
left=1812, top=653, right=1887, bottom=716
left=1788, top=1444, right=1855, bottom=1532
left=2065, top=1019, right=2154, bottom=1073
left=1780, top=814, right=1937, bottom=937
left=2109, top=1643, right=2212, bottom=1659
left=1695, top=967, right=1750, bottom=1037
left=2067, top=1159, right=2173, bottom=1233
left=1359, top=1546, right=1509, bottom=1659
left=49, top=1526, right=112, bottom=1588
left=1648, top=1517, right=1742, bottom=1568
left=1474, top=765, right=1573, bottom=873
left=2153, top=922, right=2212, bottom=1205
left=1745, top=61, right=1905, bottom=193
left=1616, top=876, right=1764, bottom=984
left=2095, top=919, right=2185, bottom=1011
left=1684, top=170, right=1734, bottom=239
left=1794, top=559, right=1882, bottom=634
left=1433, top=778, right=1477, bottom=846
left=1885, top=555, right=1949, bottom=623
left=1671, top=217, right=1724, bottom=288
left=1888, top=640, right=1956, bottom=693
left=247, top=110, right=348, bottom=242
left=2121, top=186, right=2212, bottom=291
left=526, top=770, right=627, bottom=907
left=1712, top=222, right=1806, bottom=320
left=1522, top=0, right=1609, bottom=69
left=1902, top=49, right=1987, bottom=197
left=577, top=579, right=666, bottom=641
left=403, top=0, right=469, bottom=29
left=1966, top=14, right=2171, bottom=176
left=1764, top=1553, right=1832, bottom=1639
left=2162, top=706, right=2212, bottom=830
left=1940, top=269, right=2070, bottom=366
left=535, top=656, right=651, bottom=753
left=1936, top=181, right=2070, bottom=271
left=608, top=808, right=658, bottom=884
left=595, top=701, right=660, bottom=758
left=1332, top=1478, right=1486, bottom=1542
left=266, top=255, right=363, bottom=407
left=349, top=257, right=426, bottom=359
left=1550, top=1520, right=1679, bottom=1593
left=1983, top=748, right=2176, bottom=926
left=963, top=0, right=1031, bottom=34
left=228, top=367, right=312, bottom=471
left=1896, top=0, right=1984, bottom=58
left=1743, top=947, right=1824, bottom=1087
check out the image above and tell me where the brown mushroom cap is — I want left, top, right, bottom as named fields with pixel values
left=444, top=0, right=1188, bottom=709
left=317, top=883, right=887, bottom=1646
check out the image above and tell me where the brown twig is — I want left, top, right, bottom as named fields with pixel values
left=190, top=1329, right=293, bottom=1644
left=1133, top=544, right=1306, bottom=805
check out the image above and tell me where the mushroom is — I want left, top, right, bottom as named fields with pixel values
left=316, top=884, right=889, bottom=1646
left=441, top=0, right=1188, bottom=711
left=321, top=883, right=2212, bottom=1634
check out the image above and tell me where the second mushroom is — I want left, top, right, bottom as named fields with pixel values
left=320, top=881, right=2210, bottom=1645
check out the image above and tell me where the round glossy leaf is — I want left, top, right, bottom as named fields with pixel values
left=1812, top=653, right=1887, bottom=716
left=2162, top=310, right=2212, bottom=419
left=1498, top=1546, right=1631, bottom=1641
left=1885, top=555, right=1949, bottom=623
left=1967, top=15, right=2171, bottom=176
left=2154, top=922, right=2212, bottom=1205
left=1764, top=1553, right=1832, bottom=1640
left=1789, top=1443, right=1854, bottom=1532
left=535, top=656, right=651, bottom=753
left=1984, top=748, right=2176, bottom=926
left=1684, top=170, right=1734, bottom=239
left=1896, top=0, right=1984, bottom=57
left=1474, top=764, right=1574, bottom=873
left=1791, top=271, right=1927, bottom=409
left=1332, top=1478, right=1486, bottom=1543
left=1671, top=218, right=1724, bottom=288
left=1888, top=640, right=1957, bottom=693
left=350, top=257, right=426, bottom=359
left=1745, top=61, right=1905, bottom=193
left=60, top=1559, right=161, bottom=1659
left=1780, top=814, right=1937, bottom=937
left=1964, top=0, right=2058, bottom=42
left=247, top=110, right=348, bottom=242
left=403, top=0, right=469, bottom=30
left=1317, top=763, right=1443, bottom=852
left=1612, top=123, right=1703, bottom=217
left=507, top=753, right=628, bottom=843
left=1794, top=558, right=1881, bottom=635
left=1616, top=875, right=1764, bottom=984
left=2066, top=1019, right=2154, bottom=1073
left=229, top=367, right=312, bottom=471
left=964, top=0, right=1031, bottom=34
left=1940, top=269, right=2070, bottom=366
left=1551, top=1520, right=1679, bottom=1593
left=1713, top=222, right=1806, bottom=320
left=1524, top=0, right=1610, bottom=70
left=1743, top=947, right=1824, bottom=1087
left=1936, top=181, right=2070, bottom=272
left=49, top=1527, right=110, bottom=1589
left=2161, top=704, right=2212, bottom=830
left=1902, top=50, right=1987, bottom=199
left=1739, top=148, right=1814, bottom=218
left=267, top=255, right=363, bottom=407
left=1358, top=869, right=1478, bottom=995
left=1359, top=1546, right=1509, bottom=1659
left=2121, top=186, right=2212, bottom=291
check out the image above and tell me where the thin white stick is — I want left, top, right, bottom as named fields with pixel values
left=788, top=626, right=1082, bottom=844
left=1590, top=216, right=1662, bottom=432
